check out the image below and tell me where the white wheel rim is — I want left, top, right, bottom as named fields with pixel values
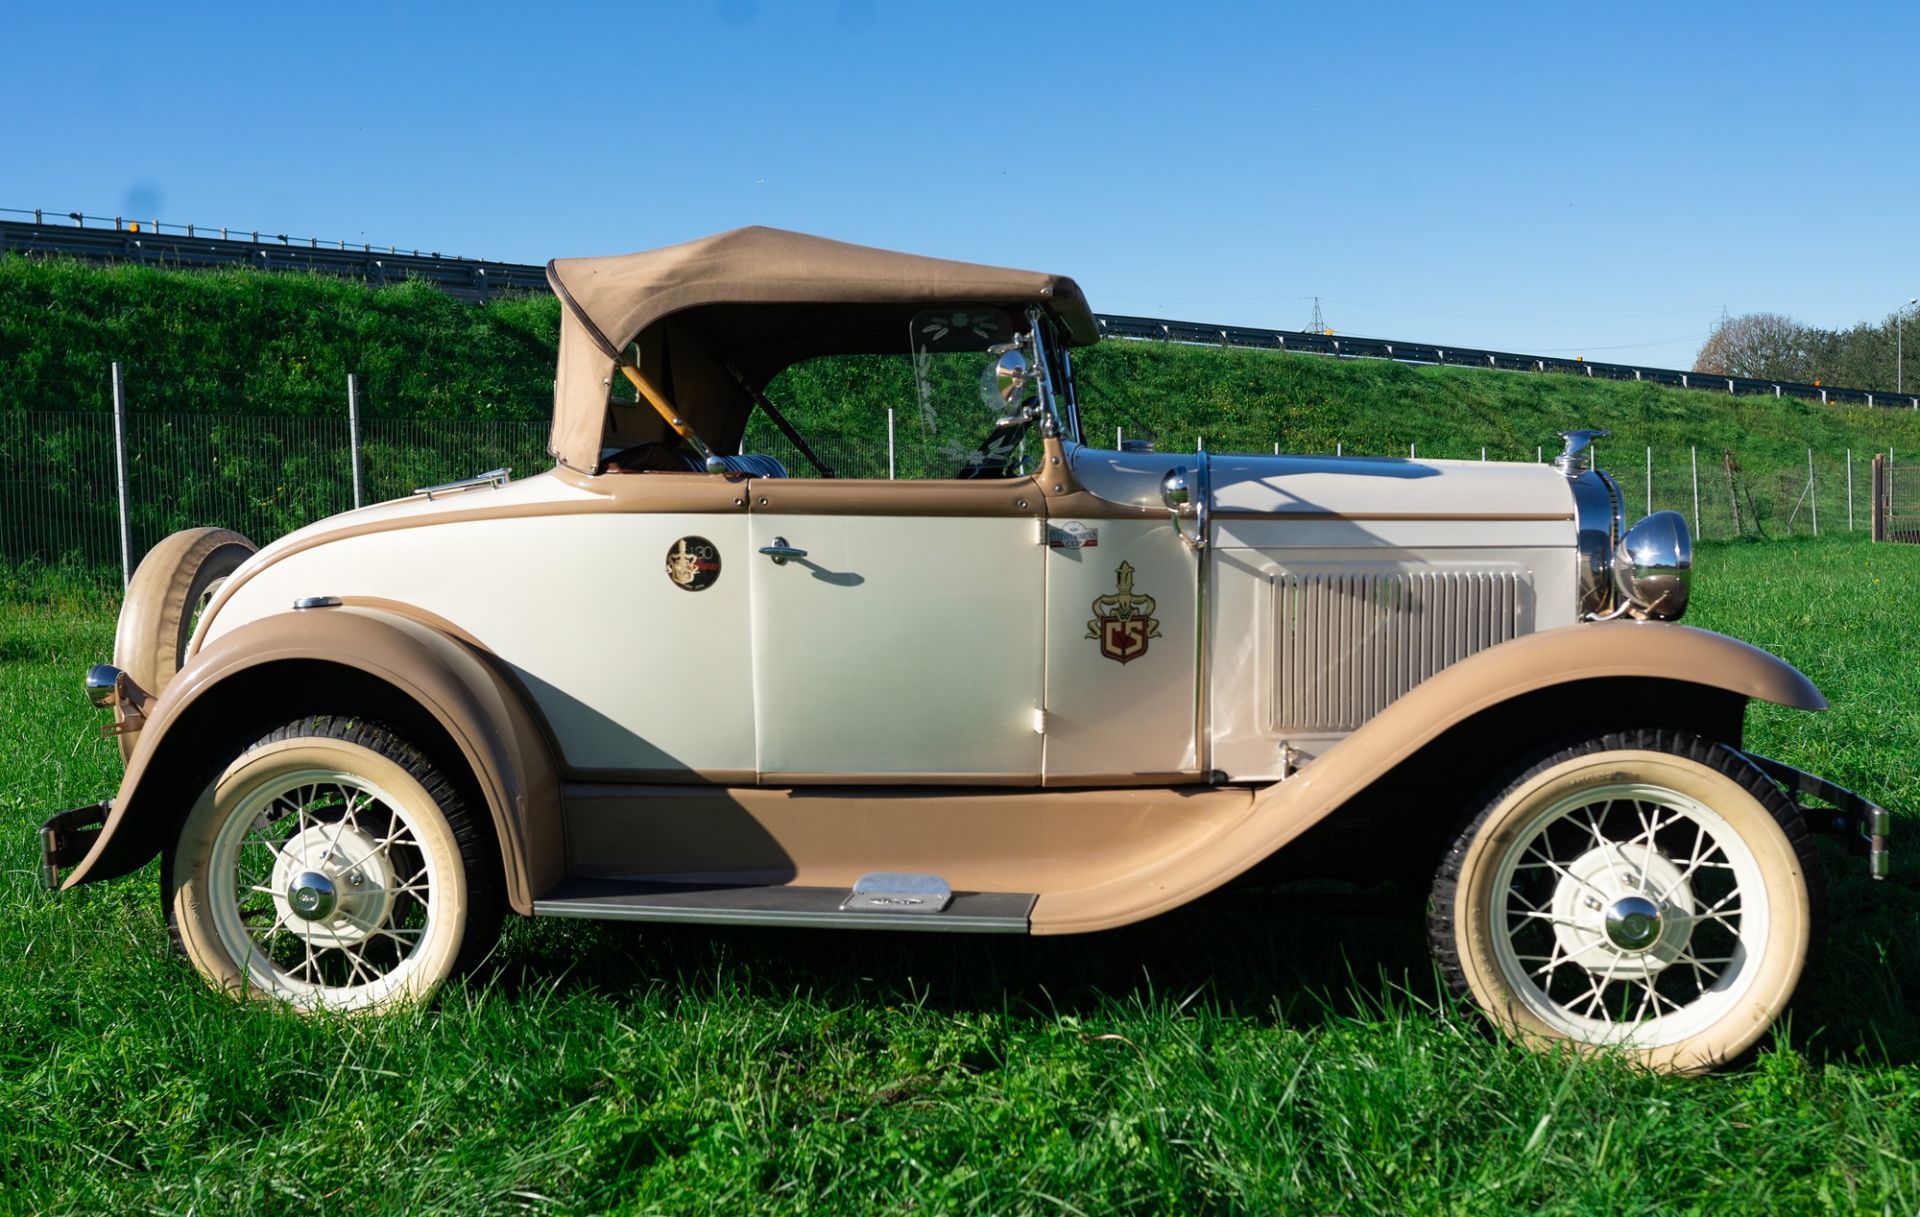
left=205, top=766, right=443, bottom=1010
left=1488, top=781, right=1770, bottom=1048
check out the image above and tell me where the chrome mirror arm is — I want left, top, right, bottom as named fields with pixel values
left=1024, top=306, right=1063, bottom=440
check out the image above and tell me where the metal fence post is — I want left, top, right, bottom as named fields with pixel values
left=1336, top=442, right=1343, bottom=457
left=111, top=361, right=133, bottom=588
left=1690, top=447, right=1700, bottom=539
left=1116, top=425, right=1122, bottom=449
left=1871, top=455, right=1886, bottom=541
left=886, top=407, right=896, bottom=480
left=1645, top=447, right=1652, bottom=516
left=1808, top=449, right=1818, bottom=536
left=347, top=373, right=365, bottom=509
left=1847, top=449, right=1854, bottom=531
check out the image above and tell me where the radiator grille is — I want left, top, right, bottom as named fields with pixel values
left=1272, top=569, right=1522, bottom=732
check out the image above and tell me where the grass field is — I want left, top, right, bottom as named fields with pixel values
left=2, top=538, right=1916, bottom=1214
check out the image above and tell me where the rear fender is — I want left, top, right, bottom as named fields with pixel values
left=60, top=605, right=562, bottom=914
left=1031, top=621, right=1824, bottom=934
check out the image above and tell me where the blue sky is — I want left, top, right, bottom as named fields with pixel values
left=5, top=1, right=1916, bottom=370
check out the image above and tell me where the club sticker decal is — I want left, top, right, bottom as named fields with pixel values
left=666, top=536, right=721, bottom=591
left=1048, top=522, right=1100, bottom=550
left=1087, top=560, right=1161, bottom=664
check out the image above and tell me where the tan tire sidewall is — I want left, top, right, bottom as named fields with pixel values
left=115, top=527, right=255, bottom=696
left=1450, top=748, right=1811, bottom=1073
left=169, top=735, right=471, bottom=1011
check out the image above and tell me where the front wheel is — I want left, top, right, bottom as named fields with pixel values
left=166, top=717, right=500, bottom=1012
left=1429, top=729, right=1821, bottom=1073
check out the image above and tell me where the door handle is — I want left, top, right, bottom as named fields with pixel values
left=759, top=537, right=807, bottom=565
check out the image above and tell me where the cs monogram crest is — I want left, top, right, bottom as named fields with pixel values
left=1086, top=561, right=1162, bottom=664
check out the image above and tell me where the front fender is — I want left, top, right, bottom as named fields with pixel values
left=1031, top=621, right=1823, bottom=934
left=59, top=604, right=562, bottom=914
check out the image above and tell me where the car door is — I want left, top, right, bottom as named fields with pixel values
left=1039, top=513, right=1202, bottom=784
left=747, top=478, right=1046, bottom=783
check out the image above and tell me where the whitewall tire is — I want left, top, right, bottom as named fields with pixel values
left=166, top=717, right=499, bottom=1012
left=1429, top=730, right=1821, bottom=1073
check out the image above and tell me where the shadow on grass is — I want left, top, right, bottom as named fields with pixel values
left=474, top=844, right=1920, bottom=1066
left=480, top=885, right=1438, bottom=1026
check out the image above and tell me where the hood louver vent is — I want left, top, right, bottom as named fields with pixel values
left=1273, top=569, right=1523, bottom=733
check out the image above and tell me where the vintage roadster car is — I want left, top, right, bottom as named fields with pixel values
left=42, top=227, right=1889, bottom=1072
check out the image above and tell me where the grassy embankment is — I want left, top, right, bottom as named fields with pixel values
left=0, top=538, right=1915, bottom=1213
left=9, top=252, right=1920, bottom=471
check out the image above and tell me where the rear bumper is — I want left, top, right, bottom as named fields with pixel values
left=1740, top=752, right=1892, bottom=880
left=39, top=802, right=110, bottom=891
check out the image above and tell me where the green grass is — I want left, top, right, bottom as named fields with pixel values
left=1, top=537, right=1916, bottom=1214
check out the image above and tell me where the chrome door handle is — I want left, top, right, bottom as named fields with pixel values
left=759, top=537, right=807, bottom=565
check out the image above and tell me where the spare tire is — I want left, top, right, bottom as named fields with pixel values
left=114, top=527, right=257, bottom=704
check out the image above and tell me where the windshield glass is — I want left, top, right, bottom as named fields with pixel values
left=741, top=307, right=1038, bottom=480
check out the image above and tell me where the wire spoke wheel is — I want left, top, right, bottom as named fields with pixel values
left=1430, top=730, right=1818, bottom=1073
left=1492, top=783, right=1761, bottom=1046
left=214, top=773, right=437, bottom=1002
left=166, top=717, right=497, bottom=1012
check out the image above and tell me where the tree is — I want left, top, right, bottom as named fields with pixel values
left=1693, top=312, right=1813, bottom=381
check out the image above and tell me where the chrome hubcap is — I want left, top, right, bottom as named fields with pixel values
left=1605, top=895, right=1664, bottom=951
left=286, top=870, right=338, bottom=922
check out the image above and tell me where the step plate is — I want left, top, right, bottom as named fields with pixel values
left=533, top=878, right=1034, bottom=934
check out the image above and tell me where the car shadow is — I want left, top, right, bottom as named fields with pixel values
left=480, top=885, right=1450, bottom=1034
left=474, top=844, right=1920, bottom=1067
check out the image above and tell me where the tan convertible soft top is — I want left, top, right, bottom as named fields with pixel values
left=546, top=226, right=1097, bottom=473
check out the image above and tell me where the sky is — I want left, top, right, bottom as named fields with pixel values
left=5, top=0, right=1917, bottom=372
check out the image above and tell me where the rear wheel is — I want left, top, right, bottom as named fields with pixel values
left=166, top=717, right=500, bottom=1012
left=1429, top=729, right=1820, bottom=1073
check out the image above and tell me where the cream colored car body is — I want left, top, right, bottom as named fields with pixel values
left=45, top=227, right=1840, bottom=945
left=198, top=446, right=1579, bottom=789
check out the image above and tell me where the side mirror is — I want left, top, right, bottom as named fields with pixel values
left=980, top=350, right=1030, bottom=413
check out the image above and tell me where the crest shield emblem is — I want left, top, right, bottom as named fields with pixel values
left=1086, top=561, right=1162, bottom=664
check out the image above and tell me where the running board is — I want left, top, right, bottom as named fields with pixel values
left=532, top=877, right=1035, bottom=933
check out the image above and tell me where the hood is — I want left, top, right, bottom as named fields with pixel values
left=1068, top=446, right=1575, bottom=520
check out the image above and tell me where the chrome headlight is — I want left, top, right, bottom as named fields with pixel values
left=1611, top=510, right=1692, bottom=620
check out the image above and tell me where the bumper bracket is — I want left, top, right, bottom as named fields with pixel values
left=39, top=802, right=110, bottom=891
left=1739, top=752, right=1891, bottom=880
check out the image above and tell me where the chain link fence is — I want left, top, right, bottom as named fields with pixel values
left=1, top=404, right=1895, bottom=590
left=1871, top=457, right=1920, bottom=543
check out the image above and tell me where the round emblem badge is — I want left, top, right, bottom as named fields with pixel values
left=665, top=536, right=721, bottom=591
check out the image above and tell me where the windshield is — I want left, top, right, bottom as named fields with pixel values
left=740, top=307, right=1046, bottom=480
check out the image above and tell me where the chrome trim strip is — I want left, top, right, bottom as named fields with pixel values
left=1570, top=468, right=1622, bottom=617
left=533, top=882, right=1035, bottom=932
left=1195, top=452, right=1214, bottom=779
